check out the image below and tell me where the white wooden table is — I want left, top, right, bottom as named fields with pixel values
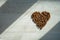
left=0, top=1, right=60, bottom=40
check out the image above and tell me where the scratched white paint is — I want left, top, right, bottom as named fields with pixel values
left=0, top=0, right=7, bottom=7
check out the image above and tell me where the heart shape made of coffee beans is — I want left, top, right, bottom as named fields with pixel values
left=31, top=11, right=50, bottom=30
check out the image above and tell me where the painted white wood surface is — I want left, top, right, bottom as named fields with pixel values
left=0, top=1, right=60, bottom=40
left=0, top=0, right=7, bottom=7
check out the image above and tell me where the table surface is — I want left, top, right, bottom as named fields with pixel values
left=0, top=0, right=37, bottom=34
left=0, top=0, right=60, bottom=40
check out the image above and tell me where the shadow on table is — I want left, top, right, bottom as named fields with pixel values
left=0, top=0, right=37, bottom=34
left=39, top=21, right=60, bottom=40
